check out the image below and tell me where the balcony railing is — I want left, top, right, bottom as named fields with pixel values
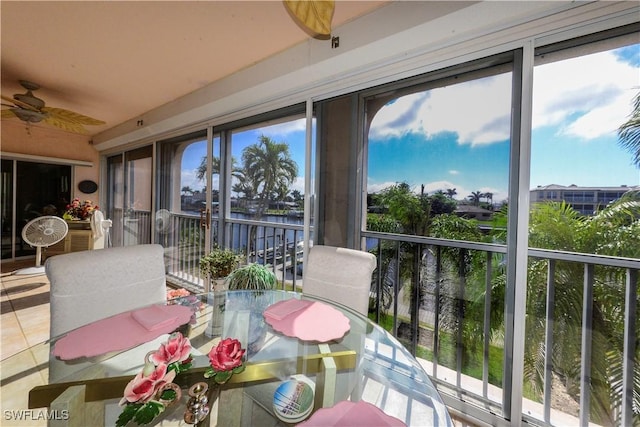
left=162, top=213, right=306, bottom=291
left=362, top=230, right=638, bottom=427
left=158, top=212, right=638, bottom=426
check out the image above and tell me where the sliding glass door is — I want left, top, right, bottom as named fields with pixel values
left=1, top=158, right=71, bottom=261
left=106, top=146, right=153, bottom=247
left=156, top=130, right=214, bottom=287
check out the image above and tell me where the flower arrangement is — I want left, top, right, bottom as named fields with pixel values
left=166, top=288, right=191, bottom=300
left=116, top=332, right=245, bottom=427
left=166, top=289, right=204, bottom=327
left=63, top=198, right=98, bottom=220
left=116, top=332, right=192, bottom=426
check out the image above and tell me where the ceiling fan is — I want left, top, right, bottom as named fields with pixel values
left=1, top=80, right=105, bottom=134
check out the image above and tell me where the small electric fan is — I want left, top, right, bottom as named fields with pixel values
left=17, top=215, right=68, bottom=275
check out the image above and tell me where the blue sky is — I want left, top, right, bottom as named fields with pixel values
left=181, top=43, right=639, bottom=204
left=367, top=43, right=639, bottom=204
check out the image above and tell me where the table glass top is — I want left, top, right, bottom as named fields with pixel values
left=10, top=290, right=452, bottom=426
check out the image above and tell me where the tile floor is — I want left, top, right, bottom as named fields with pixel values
left=1, top=261, right=51, bottom=426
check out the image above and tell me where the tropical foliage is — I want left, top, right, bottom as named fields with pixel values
left=367, top=180, right=639, bottom=423
left=196, top=135, right=299, bottom=216
left=242, top=135, right=298, bottom=217
left=618, top=91, right=640, bottom=168
left=225, top=263, right=277, bottom=290
left=521, top=193, right=640, bottom=425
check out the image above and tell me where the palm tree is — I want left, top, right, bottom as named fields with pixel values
left=196, top=155, right=243, bottom=181
left=446, top=188, right=457, bottom=199
left=273, top=183, right=290, bottom=212
left=291, top=189, right=303, bottom=205
left=483, top=192, right=493, bottom=208
left=492, top=195, right=640, bottom=424
left=181, top=186, right=194, bottom=195
left=241, top=135, right=298, bottom=218
left=468, top=191, right=482, bottom=206
left=618, top=90, right=640, bottom=168
left=375, top=182, right=433, bottom=352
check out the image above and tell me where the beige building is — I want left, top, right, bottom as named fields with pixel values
left=530, top=184, right=639, bottom=215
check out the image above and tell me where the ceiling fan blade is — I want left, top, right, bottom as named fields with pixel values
left=43, top=115, right=90, bottom=134
left=42, top=107, right=105, bottom=126
left=1, top=109, right=17, bottom=119
left=284, top=0, right=334, bottom=37
left=1, top=94, right=41, bottom=111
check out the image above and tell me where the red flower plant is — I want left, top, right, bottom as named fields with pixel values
left=205, top=338, right=246, bottom=384
left=64, top=198, right=98, bottom=220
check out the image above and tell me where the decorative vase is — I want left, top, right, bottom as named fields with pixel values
left=205, top=291, right=225, bottom=338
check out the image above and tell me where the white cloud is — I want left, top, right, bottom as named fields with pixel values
left=533, top=49, right=638, bottom=140
left=256, top=118, right=306, bottom=138
left=369, top=74, right=512, bottom=146
left=367, top=179, right=508, bottom=205
left=421, top=180, right=458, bottom=194
left=449, top=170, right=459, bottom=175
left=181, top=168, right=205, bottom=192
left=290, top=176, right=306, bottom=194
left=367, top=180, right=400, bottom=194
left=369, top=47, right=638, bottom=146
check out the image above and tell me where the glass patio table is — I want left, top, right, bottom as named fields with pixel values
left=21, top=290, right=452, bottom=426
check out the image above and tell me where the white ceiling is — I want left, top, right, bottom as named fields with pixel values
left=1, top=1, right=389, bottom=137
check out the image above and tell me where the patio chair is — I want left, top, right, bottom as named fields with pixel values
left=303, top=244, right=377, bottom=316
left=46, top=244, right=167, bottom=384
left=46, top=244, right=167, bottom=337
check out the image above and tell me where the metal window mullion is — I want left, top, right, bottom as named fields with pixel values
left=261, top=225, right=267, bottom=263
left=433, top=245, right=442, bottom=379
left=279, top=227, right=286, bottom=289
left=392, top=240, right=400, bottom=336
left=483, top=251, right=493, bottom=398
left=411, top=243, right=422, bottom=355
left=218, top=130, right=228, bottom=249
left=246, top=225, right=253, bottom=260
left=543, top=259, right=556, bottom=423
left=505, top=42, right=533, bottom=425
left=621, top=268, right=637, bottom=427
left=375, top=240, right=382, bottom=324
left=579, top=263, right=594, bottom=426
left=457, top=249, right=466, bottom=389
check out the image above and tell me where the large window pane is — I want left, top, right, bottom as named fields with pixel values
left=367, top=69, right=512, bottom=240
left=527, top=37, right=639, bottom=426
left=211, top=114, right=314, bottom=291
left=364, top=58, right=514, bottom=417
left=156, top=131, right=209, bottom=287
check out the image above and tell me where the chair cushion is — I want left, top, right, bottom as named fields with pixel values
left=46, top=244, right=167, bottom=337
left=303, top=245, right=376, bottom=316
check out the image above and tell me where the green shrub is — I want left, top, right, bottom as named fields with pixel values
left=200, top=247, right=241, bottom=279
left=226, top=263, right=277, bottom=290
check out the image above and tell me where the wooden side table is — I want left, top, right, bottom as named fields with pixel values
left=45, top=221, right=94, bottom=259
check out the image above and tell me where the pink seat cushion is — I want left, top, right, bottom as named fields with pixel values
left=52, top=304, right=192, bottom=360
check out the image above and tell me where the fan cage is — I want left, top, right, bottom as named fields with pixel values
left=22, top=215, right=69, bottom=247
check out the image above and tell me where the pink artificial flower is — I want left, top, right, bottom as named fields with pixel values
left=151, top=332, right=192, bottom=366
left=208, top=338, right=245, bottom=372
left=119, top=363, right=176, bottom=405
